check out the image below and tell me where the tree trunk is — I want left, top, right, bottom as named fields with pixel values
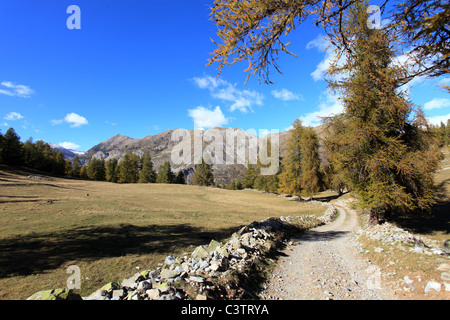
left=368, top=209, right=379, bottom=226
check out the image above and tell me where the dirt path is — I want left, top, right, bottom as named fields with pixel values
left=261, top=202, right=396, bottom=300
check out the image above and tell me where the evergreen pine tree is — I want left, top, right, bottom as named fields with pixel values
left=71, top=156, right=81, bottom=178
left=1, top=128, right=23, bottom=165
left=254, top=174, right=279, bottom=193
left=86, top=158, right=95, bottom=180
left=225, top=181, right=235, bottom=190
left=156, top=161, right=175, bottom=184
left=65, top=159, right=73, bottom=176
left=53, top=151, right=66, bottom=175
left=79, top=164, right=88, bottom=179
left=118, top=152, right=140, bottom=183
left=41, top=142, right=55, bottom=172
left=253, top=176, right=266, bottom=192
left=277, top=119, right=304, bottom=195
left=105, top=158, right=119, bottom=182
left=251, top=135, right=281, bottom=194
left=300, top=127, right=323, bottom=200
left=138, top=152, right=156, bottom=183
left=95, top=158, right=106, bottom=181
left=235, top=178, right=243, bottom=190
left=192, top=159, right=214, bottom=186
left=32, top=140, right=45, bottom=170
left=22, top=138, right=35, bottom=168
left=242, top=164, right=258, bottom=188
left=174, top=170, right=186, bottom=184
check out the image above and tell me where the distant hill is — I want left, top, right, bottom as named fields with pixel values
left=48, top=143, right=85, bottom=161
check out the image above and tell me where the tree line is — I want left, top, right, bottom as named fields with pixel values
left=0, top=129, right=188, bottom=185
left=75, top=152, right=187, bottom=185
left=429, top=120, right=450, bottom=147
left=0, top=128, right=67, bottom=175
left=0, top=126, right=217, bottom=187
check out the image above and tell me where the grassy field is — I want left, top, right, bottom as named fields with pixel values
left=0, top=166, right=325, bottom=299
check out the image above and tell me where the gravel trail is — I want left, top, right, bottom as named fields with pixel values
left=262, top=202, right=396, bottom=300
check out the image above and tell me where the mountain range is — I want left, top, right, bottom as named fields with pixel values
left=52, top=125, right=326, bottom=185
left=48, top=143, right=85, bottom=160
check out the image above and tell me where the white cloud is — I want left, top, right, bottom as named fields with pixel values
left=0, top=81, right=34, bottom=98
left=440, top=78, right=450, bottom=85
left=59, top=142, right=81, bottom=150
left=188, top=106, right=228, bottom=129
left=216, top=88, right=263, bottom=113
left=300, top=91, right=344, bottom=127
left=426, top=113, right=450, bottom=126
left=0, top=89, right=14, bottom=96
left=271, top=88, right=303, bottom=101
left=192, top=76, right=227, bottom=89
left=424, top=98, right=450, bottom=110
left=4, top=112, right=24, bottom=121
left=65, top=113, right=88, bottom=127
left=51, top=119, right=64, bottom=125
left=306, top=34, right=329, bottom=51
left=51, top=112, right=88, bottom=128
left=192, top=76, right=264, bottom=113
left=306, top=35, right=337, bottom=82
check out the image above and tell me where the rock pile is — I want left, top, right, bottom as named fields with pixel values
left=27, top=206, right=338, bottom=300
left=27, top=175, right=54, bottom=181
left=280, top=205, right=338, bottom=228
left=358, top=220, right=450, bottom=294
left=359, top=221, right=446, bottom=256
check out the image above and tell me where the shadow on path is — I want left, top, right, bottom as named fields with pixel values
left=293, top=230, right=350, bottom=242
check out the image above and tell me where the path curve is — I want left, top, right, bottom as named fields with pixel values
left=262, top=202, right=396, bottom=300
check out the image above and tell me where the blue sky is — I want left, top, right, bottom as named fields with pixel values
left=1, top=0, right=449, bottom=151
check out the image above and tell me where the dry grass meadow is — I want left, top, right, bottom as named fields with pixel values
left=0, top=166, right=325, bottom=299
